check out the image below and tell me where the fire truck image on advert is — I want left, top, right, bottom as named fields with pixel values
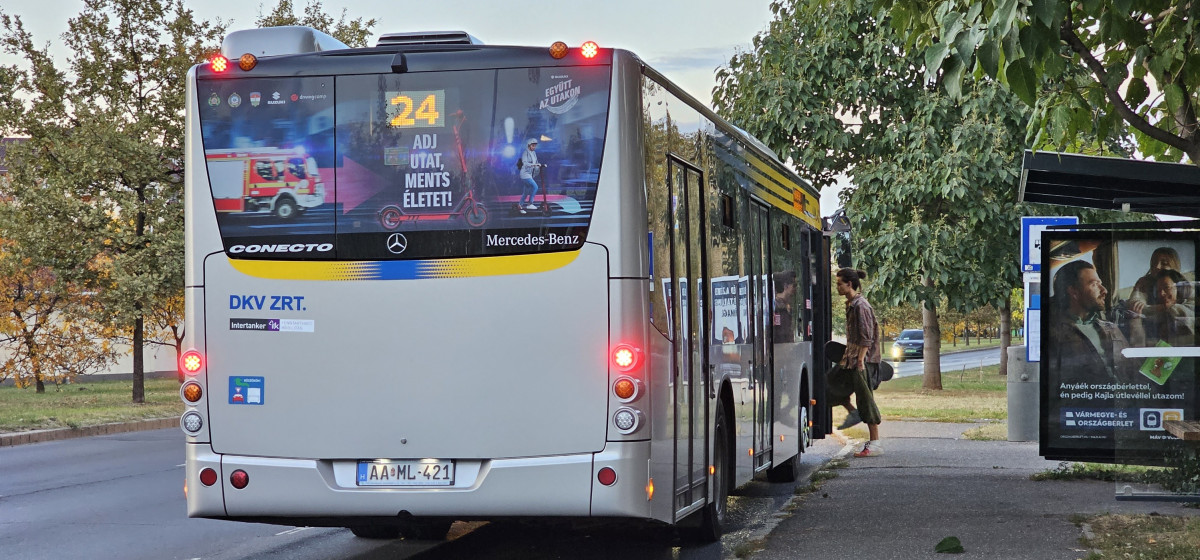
left=205, top=148, right=326, bottom=219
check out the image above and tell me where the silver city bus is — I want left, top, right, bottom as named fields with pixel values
left=180, top=26, right=835, bottom=541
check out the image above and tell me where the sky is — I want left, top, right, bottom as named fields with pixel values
left=5, top=0, right=846, bottom=214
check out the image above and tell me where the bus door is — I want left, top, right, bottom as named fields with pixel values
left=666, top=156, right=709, bottom=516
left=749, top=200, right=772, bottom=468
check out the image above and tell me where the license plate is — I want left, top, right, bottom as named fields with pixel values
left=356, top=459, right=455, bottom=487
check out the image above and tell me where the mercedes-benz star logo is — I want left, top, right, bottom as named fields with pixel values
left=386, top=233, right=408, bottom=254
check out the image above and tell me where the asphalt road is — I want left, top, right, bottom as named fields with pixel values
left=890, top=347, right=1003, bottom=378
left=0, top=429, right=438, bottom=560
left=0, top=428, right=843, bottom=560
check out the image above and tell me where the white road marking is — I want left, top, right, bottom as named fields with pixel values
left=276, top=527, right=313, bottom=536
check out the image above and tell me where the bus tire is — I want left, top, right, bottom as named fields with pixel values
left=349, top=524, right=401, bottom=539
left=400, top=519, right=453, bottom=540
left=274, top=196, right=297, bottom=220
left=694, top=400, right=730, bottom=542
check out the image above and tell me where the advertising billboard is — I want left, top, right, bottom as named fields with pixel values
left=1040, top=231, right=1199, bottom=464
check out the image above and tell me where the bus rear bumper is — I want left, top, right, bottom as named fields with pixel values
left=186, top=441, right=656, bottom=522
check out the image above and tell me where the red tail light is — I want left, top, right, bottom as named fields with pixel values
left=199, top=468, right=218, bottom=486
left=612, top=344, right=640, bottom=372
left=180, top=350, right=204, bottom=376
left=210, top=54, right=229, bottom=72
left=230, top=469, right=249, bottom=489
left=580, top=41, right=599, bottom=59
left=597, top=467, right=617, bottom=486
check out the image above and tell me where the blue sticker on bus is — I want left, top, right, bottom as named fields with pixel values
left=229, top=376, right=265, bottom=405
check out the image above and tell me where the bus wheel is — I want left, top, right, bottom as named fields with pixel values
left=464, top=204, right=488, bottom=227
left=694, top=401, right=729, bottom=542
left=400, top=519, right=453, bottom=540
left=274, top=197, right=297, bottom=219
left=349, top=524, right=401, bottom=539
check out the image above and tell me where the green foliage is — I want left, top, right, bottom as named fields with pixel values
left=1031, top=461, right=1164, bottom=482
left=0, top=0, right=225, bottom=402
left=1082, top=514, right=1200, bottom=560
left=715, top=0, right=1036, bottom=391
left=874, top=0, right=1200, bottom=163
left=255, top=0, right=376, bottom=47
left=935, top=536, right=965, bottom=553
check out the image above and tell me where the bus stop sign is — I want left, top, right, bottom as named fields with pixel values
left=1021, top=216, right=1077, bottom=272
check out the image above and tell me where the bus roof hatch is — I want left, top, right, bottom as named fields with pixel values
left=221, top=26, right=349, bottom=58
left=376, top=31, right=483, bottom=47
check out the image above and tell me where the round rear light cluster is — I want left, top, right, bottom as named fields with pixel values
left=230, top=470, right=250, bottom=489
left=613, top=407, right=640, bottom=434
left=612, top=344, right=640, bottom=372
left=613, top=377, right=638, bottom=401
left=181, top=382, right=203, bottom=403
left=181, top=411, right=203, bottom=434
left=597, top=467, right=617, bottom=486
left=199, top=468, right=218, bottom=487
left=180, top=350, right=203, bottom=376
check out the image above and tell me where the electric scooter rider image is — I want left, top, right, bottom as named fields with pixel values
left=517, top=138, right=547, bottom=215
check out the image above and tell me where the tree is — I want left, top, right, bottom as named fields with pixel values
left=0, top=0, right=224, bottom=402
left=255, top=0, right=376, bottom=47
left=0, top=247, right=115, bottom=392
left=714, top=0, right=1031, bottom=389
left=875, top=0, right=1200, bottom=164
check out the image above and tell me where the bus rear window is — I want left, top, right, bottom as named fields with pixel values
left=198, top=66, right=611, bottom=260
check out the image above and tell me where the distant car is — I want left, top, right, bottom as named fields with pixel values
left=891, top=329, right=924, bottom=362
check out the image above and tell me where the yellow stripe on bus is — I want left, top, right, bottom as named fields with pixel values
left=229, top=251, right=582, bottom=281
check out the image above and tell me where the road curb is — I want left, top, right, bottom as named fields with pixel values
left=0, top=416, right=179, bottom=447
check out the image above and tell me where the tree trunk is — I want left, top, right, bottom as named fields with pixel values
left=922, top=278, right=943, bottom=390
left=133, top=315, right=145, bottom=403
left=1000, top=297, right=1012, bottom=377
left=133, top=191, right=146, bottom=403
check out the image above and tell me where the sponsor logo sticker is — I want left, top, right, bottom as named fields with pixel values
left=230, top=318, right=315, bottom=332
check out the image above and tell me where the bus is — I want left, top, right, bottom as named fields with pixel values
left=180, top=26, right=835, bottom=541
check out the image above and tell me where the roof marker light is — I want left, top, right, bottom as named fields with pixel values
left=549, top=41, right=568, bottom=59
left=238, top=53, right=257, bottom=71
left=210, top=54, right=229, bottom=72
left=580, top=41, right=599, bottom=59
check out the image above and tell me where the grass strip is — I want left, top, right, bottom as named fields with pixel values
left=1080, top=514, right=1200, bottom=560
left=0, top=378, right=184, bottom=432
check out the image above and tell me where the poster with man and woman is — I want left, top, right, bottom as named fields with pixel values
left=1041, top=232, right=1198, bottom=465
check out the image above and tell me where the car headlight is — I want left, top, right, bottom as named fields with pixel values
left=891, top=346, right=901, bottom=357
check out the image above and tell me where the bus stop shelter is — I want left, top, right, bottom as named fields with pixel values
left=1018, top=150, right=1200, bottom=500
left=1019, top=150, right=1200, bottom=218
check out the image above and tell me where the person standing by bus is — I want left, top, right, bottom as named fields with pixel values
left=518, top=138, right=541, bottom=213
left=830, top=268, right=884, bottom=457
